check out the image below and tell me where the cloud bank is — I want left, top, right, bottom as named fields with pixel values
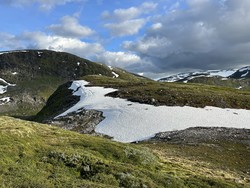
left=124, top=0, right=250, bottom=75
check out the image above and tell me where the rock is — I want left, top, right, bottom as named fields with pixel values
left=45, top=108, right=108, bottom=136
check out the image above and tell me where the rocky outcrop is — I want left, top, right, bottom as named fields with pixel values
left=45, top=108, right=105, bottom=135
left=150, top=127, right=250, bottom=145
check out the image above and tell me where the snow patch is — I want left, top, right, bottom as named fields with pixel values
left=241, top=71, right=249, bottom=77
left=112, top=72, right=119, bottom=78
left=77, top=62, right=80, bottom=66
left=0, top=50, right=28, bottom=55
left=108, top=66, right=113, bottom=70
left=238, top=66, right=250, bottom=72
left=56, top=80, right=250, bottom=143
left=37, top=51, right=43, bottom=56
left=12, top=72, right=18, bottom=75
left=0, top=78, right=16, bottom=94
left=209, top=70, right=236, bottom=77
left=0, top=97, right=11, bottom=105
left=0, top=86, right=7, bottom=94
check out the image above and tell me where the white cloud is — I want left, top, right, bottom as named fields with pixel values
left=123, top=36, right=173, bottom=58
left=103, top=1, right=157, bottom=37
left=48, top=16, right=94, bottom=38
left=0, top=33, right=23, bottom=50
left=102, top=2, right=157, bottom=21
left=150, top=22, right=162, bottom=30
left=104, top=19, right=146, bottom=37
left=140, top=2, right=158, bottom=12
left=102, top=7, right=140, bottom=21
left=96, top=51, right=143, bottom=68
left=123, top=0, right=250, bottom=73
left=3, top=0, right=85, bottom=10
left=19, top=32, right=103, bottom=57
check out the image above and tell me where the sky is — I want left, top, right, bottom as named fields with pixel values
left=1, top=0, right=250, bottom=79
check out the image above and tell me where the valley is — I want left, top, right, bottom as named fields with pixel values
left=0, top=50, right=249, bottom=187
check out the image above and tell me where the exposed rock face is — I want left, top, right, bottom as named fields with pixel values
left=150, top=127, right=250, bottom=145
left=45, top=108, right=105, bottom=135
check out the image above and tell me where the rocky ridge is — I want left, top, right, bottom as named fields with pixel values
left=150, top=127, right=250, bottom=145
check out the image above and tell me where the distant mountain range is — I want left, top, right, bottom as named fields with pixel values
left=158, top=66, right=250, bottom=82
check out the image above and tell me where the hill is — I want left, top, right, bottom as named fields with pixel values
left=0, top=50, right=145, bottom=117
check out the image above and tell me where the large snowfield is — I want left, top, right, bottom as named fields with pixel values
left=57, top=80, right=250, bottom=143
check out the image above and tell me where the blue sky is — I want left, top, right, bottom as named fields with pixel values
left=1, top=0, right=250, bottom=78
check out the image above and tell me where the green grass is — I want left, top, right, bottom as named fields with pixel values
left=141, top=141, right=250, bottom=187
left=0, top=116, right=243, bottom=187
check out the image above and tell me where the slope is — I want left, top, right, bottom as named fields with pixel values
left=0, top=116, right=244, bottom=187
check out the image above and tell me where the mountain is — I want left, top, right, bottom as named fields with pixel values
left=229, top=66, right=250, bottom=79
left=0, top=50, right=145, bottom=117
left=158, top=69, right=237, bottom=82
left=158, top=67, right=250, bottom=90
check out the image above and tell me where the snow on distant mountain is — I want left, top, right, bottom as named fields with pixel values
left=229, top=66, right=250, bottom=79
left=55, top=80, right=250, bottom=143
left=158, top=69, right=237, bottom=82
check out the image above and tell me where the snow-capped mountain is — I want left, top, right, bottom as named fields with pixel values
left=158, top=68, right=249, bottom=82
left=229, top=66, right=250, bottom=79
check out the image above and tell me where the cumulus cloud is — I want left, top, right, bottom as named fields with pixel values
left=102, top=2, right=157, bottom=21
left=48, top=16, right=94, bottom=38
left=103, top=2, right=157, bottom=37
left=2, top=0, right=84, bottom=10
left=124, top=0, right=250, bottom=74
left=95, top=51, right=154, bottom=72
left=0, top=33, right=24, bottom=50
left=0, top=31, right=103, bottom=58
left=104, top=19, right=146, bottom=37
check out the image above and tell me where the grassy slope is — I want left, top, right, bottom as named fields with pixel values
left=0, top=116, right=243, bottom=188
left=141, top=141, right=250, bottom=186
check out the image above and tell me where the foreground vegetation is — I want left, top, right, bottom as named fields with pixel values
left=142, top=140, right=250, bottom=187
left=0, top=116, right=245, bottom=187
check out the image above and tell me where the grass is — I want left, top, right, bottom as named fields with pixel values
left=0, top=116, right=243, bottom=187
left=141, top=141, right=250, bottom=187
